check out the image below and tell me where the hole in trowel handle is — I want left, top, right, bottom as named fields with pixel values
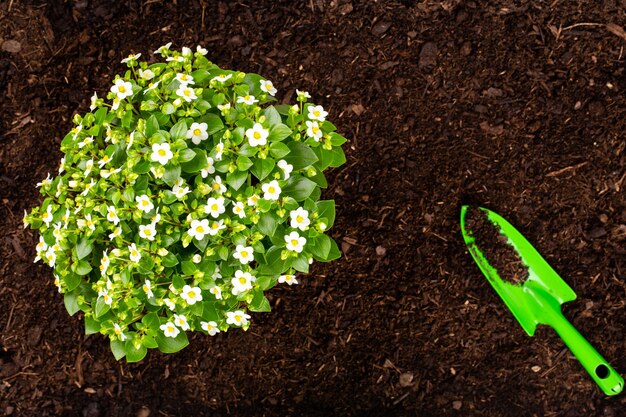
left=595, top=364, right=610, bottom=379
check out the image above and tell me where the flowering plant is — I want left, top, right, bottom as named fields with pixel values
left=24, top=44, right=346, bottom=362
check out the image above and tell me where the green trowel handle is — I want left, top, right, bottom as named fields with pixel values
left=549, top=311, right=624, bottom=396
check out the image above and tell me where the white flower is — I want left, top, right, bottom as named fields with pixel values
left=113, top=323, right=127, bottom=341
left=192, top=254, right=202, bottom=263
left=201, top=321, right=220, bottom=336
left=135, top=195, right=154, bottom=213
left=233, top=245, right=254, bottom=264
left=201, top=157, right=215, bottom=177
left=285, top=231, right=306, bottom=253
left=52, top=223, right=62, bottom=240
left=98, top=154, right=111, bottom=168
left=44, top=248, right=57, bottom=267
left=109, top=227, right=122, bottom=240
left=186, top=122, right=208, bottom=144
left=217, top=102, right=231, bottom=115
left=205, top=197, right=225, bottom=218
left=139, top=68, right=155, bottom=80
left=150, top=208, right=161, bottom=225
left=207, top=220, right=225, bottom=236
left=166, top=55, right=185, bottom=63
left=111, top=97, right=121, bottom=110
left=99, top=250, right=110, bottom=275
left=306, top=120, right=323, bottom=141
left=36, top=236, right=48, bottom=253
left=214, top=142, right=224, bottom=160
left=212, top=268, right=222, bottom=280
left=110, top=78, right=133, bottom=100
left=262, top=180, right=281, bottom=201
left=247, top=194, right=260, bottom=207
left=77, top=213, right=96, bottom=231
left=81, top=179, right=96, bottom=196
left=210, top=286, right=223, bottom=300
left=100, top=166, right=122, bottom=178
left=62, top=208, right=71, bottom=228
left=277, top=160, right=293, bottom=179
left=90, top=92, right=98, bottom=111
left=236, top=95, right=258, bottom=105
left=41, top=205, right=54, bottom=226
left=226, top=310, right=251, bottom=326
left=84, top=159, right=94, bottom=176
left=129, top=243, right=141, bottom=263
left=197, top=45, right=208, bottom=55
left=145, top=81, right=160, bottom=92
left=176, top=85, right=197, bottom=102
left=99, top=288, right=113, bottom=306
left=245, top=123, right=269, bottom=147
left=173, top=314, right=190, bottom=331
left=139, top=223, right=157, bottom=241
left=211, top=175, right=226, bottom=194
left=106, top=206, right=120, bottom=225
left=296, top=89, right=311, bottom=100
left=211, top=73, right=232, bottom=83
left=173, top=185, right=190, bottom=199
left=279, top=274, right=298, bottom=285
left=290, top=207, right=310, bottom=231
left=151, top=142, right=173, bottom=165
left=163, top=298, right=176, bottom=311
left=188, top=219, right=209, bottom=240
left=121, top=53, right=141, bottom=64
left=232, top=202, right=246, bottom=218
left=181, top=46, right=192, bottom=56
left=176, top=73, right=195, bottom=86
left=154, top=42, right=172, bottom=55
left=231, top=270, right=256, bottom=295
left=181, top=285, right=203, bottom=305
left=260, top=79, right=277, bottom=96
left=142, top=279, right=154, bottom=298
left=53, top=274, right=62, bottom=292
left=160, top=321, right=180, bottom=338
left=36, top=173, right=52, bottom=188
left=308, top=105, right=328, bottom=121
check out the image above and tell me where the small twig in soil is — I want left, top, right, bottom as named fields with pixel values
left=545, top=162, right=587, bottom=177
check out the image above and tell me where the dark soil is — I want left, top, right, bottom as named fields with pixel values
left=2, top=1, right=626, bottom=416
left=465, top=207, right=529, bottom=285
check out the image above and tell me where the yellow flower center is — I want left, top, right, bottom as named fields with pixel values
left=254, top=131, right=261, bottom=139
left=268, top=186, right=275, bottom=193
left=291, top=239, right=299, bottom=246
left=244, top=95, right=250, bottom=101
left=312, top=127, right=319, bottom=134
left=219, top=75, right=225, bottom=79
left=181, top=74, right=188, bottom=81
left=296, top=216, right=304, bottom=223
left=196, top=226, right=205, bottom=233
left=235, top=316, right=241, bottom=323
left=211, top=222, right=219, bottom=230
left=43, top=212, right=49, bottom=219
left=115, top=327, right=122, bottom=335
left=184, top=89, right=191, bottom=96
left=188, top=290, right=196, bottom=298
left=142, top=200, right=148, bottom=206
left=211, top=204, right=218, bottom=211
left=119, top=85, right=126, bottom=93
left=314, top=110, right=320, bottom=116
left=194, top=129, right=201, bottom=136
left=143, top=285, right=149, bottom=292
left=241, top=251, right=248, bottom=258
left=158, top=149, right=166, bottom=156
left=239, top=277, right=247, bottom=284
left=213, top=183, right=220, bottom=190
left=131, top=250, right=138, bottom=257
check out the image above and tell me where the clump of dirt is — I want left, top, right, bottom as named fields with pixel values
left=465, top=207, right=528, bottom=285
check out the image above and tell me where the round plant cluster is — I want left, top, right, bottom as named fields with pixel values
left=24, top=44, right=346, bottom=361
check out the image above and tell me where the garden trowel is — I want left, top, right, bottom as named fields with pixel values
left=460, top=205, right=624, bottom=396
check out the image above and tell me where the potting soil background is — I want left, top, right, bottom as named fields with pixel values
left=1, top=1, right=626, bottom=416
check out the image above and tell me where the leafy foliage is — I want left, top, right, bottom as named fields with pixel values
left=24, top=45, right=346, bottom=362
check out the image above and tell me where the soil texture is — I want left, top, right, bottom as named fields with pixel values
left=2, top=1, right=626, bottom=416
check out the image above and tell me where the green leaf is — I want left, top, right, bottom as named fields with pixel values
left=226, top=170, right=248, bottom=191
left=170, top=120, right=188, bottom=141
left=236, top=155, right=253, bottom=171
left=284, top=142, right=318, bottom=170
left=264, top=106, right=282, bottom=126
left=125, top=340, right=148, bottom=363
left=74, top=260, right=92, bottom=276
left=138, top=255, right=155, bottom=275
left=330, top=146, right=347, bottom=167
left=251, top=158, right=275, bottom=181
left=110, top=340, right=126, bottom=360
left=65, top=272, right=82, bottom=291
left=162, top=102, right=176, bottom=115
left=268, top=124, right=292, bottom=142
left=293, top=253, right=310, bottom=273
left=329, top=132, right=347, bottom=146
left=178, top=148, right=196, bottom=163
left=162, top=252, right=179, bottom=267
left=95, top=297, right=110, bottom=318
left=64, top=291, right=80, bottom=316
left=310, top=234, right=332, bottom=261
left=163, top=164, right=181, bottom=186
left=269, top=142, right=290, bottom=159
left=238, top=143, right=257, bottom=157
left=181, top=148, right=207, bottom=173
left=204, top=113, right=224, bottom=135
left=146, top=115, right=159, bottom=137
left=249, top=290, right=271, bottom=312
left=85, top=316, right=101, bottom=335
left=181, top=260, right=197, bottom=275
left=134, top=174, right=149, bottom=193
left=133, top=159, right=151, bottom=174
left=316, top=200, right=336, bottom=229
left=257, top=212, right=278, bottom=236
left=156, top=330, right=189, bottom=354
left=76, top=238, right=93, bottom=260
left=191, top=69, right=211, bottom=85
left=282, top=175, right=317, bottom=201
left=121, top=110, right=133, bottom=129
left=326, top=237, right=342, bottom=261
